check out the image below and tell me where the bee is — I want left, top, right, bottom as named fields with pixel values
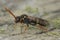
left=5, top=7, right=49, bottom=33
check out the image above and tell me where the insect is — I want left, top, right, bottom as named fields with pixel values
left=5, top=7, right=49, bottom=33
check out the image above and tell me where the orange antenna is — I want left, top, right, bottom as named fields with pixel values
left=5, top=7, right=16, bottom=19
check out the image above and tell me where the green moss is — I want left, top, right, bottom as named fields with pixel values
left=42, top=12, right=49, bottom=17
left=44, top=12, right=49, bottom=16
left=32, top=8, right=39, bottom=13
left=0, top=29, right=5, bottom=34
left=24, top=6, right=32, bottom=13
left=24, top=6, right=39, bottom=14
left=52, top=18, right=60, bottom=29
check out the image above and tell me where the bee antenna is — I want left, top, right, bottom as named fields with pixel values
left=4, top=7, right=16, bottom=19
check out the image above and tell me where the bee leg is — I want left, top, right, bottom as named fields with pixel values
left=24, top=24, right=29, bottom=33
left=36, top=24, right=48, bottom=32
left=13, top=23, right=17, bottom=31
left=20, top=23, right=24, bottom=34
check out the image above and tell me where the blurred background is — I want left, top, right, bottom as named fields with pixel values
left=0, top=0, right=60, bottom=40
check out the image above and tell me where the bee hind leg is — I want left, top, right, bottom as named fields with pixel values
left=36, top=24, right=48, bottom=32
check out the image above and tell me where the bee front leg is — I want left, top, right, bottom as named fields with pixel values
left=13, top=23, right=17, bottom=31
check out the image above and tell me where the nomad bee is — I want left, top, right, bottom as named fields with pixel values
left=5, top=7, right=49, bottom=33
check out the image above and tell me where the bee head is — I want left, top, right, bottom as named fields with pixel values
left=15, top=16, right=21, bottom=23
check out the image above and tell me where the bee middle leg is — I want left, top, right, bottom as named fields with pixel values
left=24, top=24, right=29, bottom=33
